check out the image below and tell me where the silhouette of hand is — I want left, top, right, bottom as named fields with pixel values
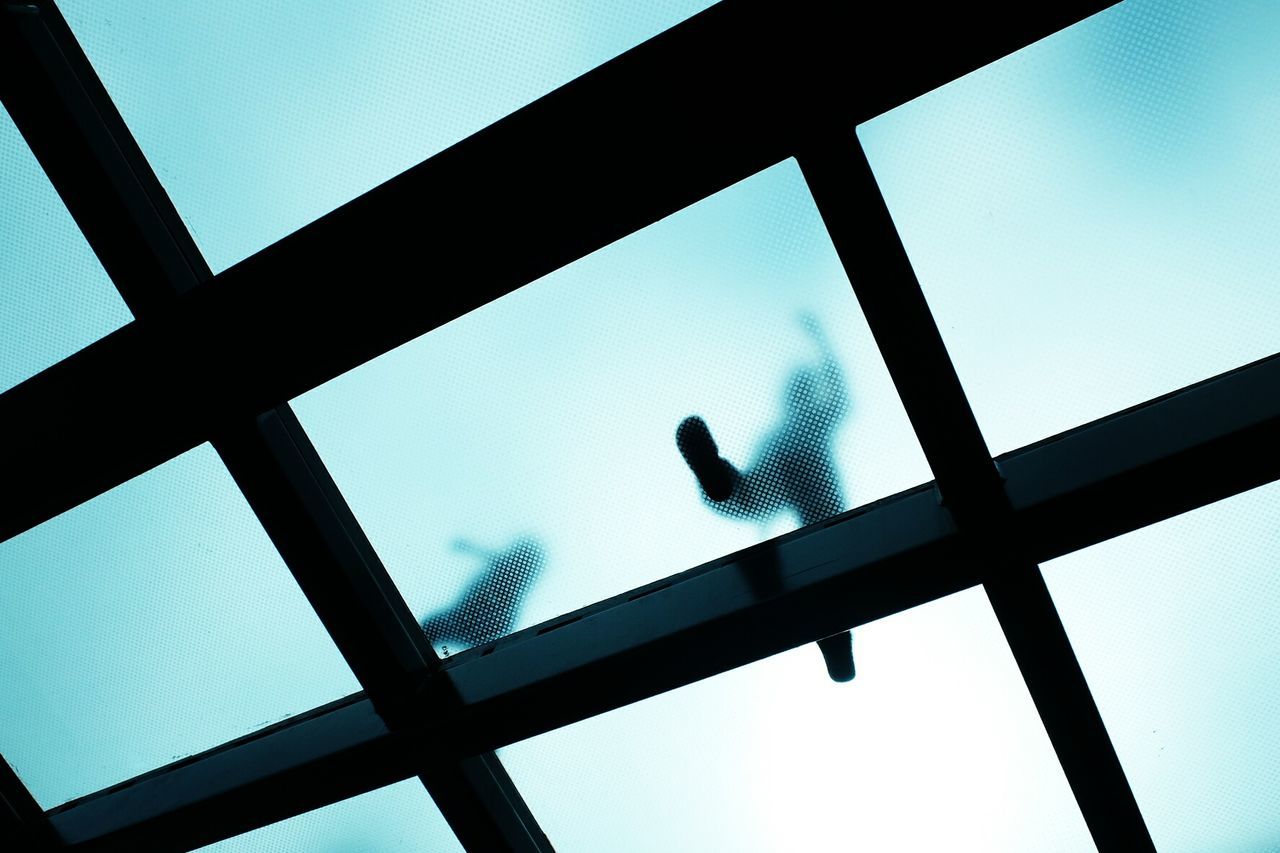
left=451, top=538, right=484, bottom=556
left=798, top=310, right=825, bottom=342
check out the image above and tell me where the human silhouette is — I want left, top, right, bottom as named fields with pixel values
left=676, top=313, right=855, bottom=681
left=420, top=536, right=546, bottom=655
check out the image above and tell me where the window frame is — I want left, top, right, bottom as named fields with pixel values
left=5, top=1, right=1263, bottom=850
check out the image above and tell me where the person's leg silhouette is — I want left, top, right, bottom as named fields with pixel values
left=677, top=415, right=856, bottom=683
left=817, top=631, right=855, bottom=682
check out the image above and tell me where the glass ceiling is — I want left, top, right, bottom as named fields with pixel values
left=0, top=103, right=132, bottom=395
left=861, top=0, right=1280, bottom=455
left=55, top=0, right=718, bottom=272
left=196, top=779, right=462, bottom=852
left=501, top=587, right=1095, bottom=851
left=2, top=1, right=1276, bottom=849
left=1044, top=480, right=1280, bottom=852
left=0, top=445, right=359, bottom=808
left=291, top=159, right=931, bottom=659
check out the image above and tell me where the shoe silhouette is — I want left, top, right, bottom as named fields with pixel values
left=676, top=415, right=736, bottom=502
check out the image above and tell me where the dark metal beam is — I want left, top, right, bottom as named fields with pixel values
left=2, top=756, right=57, bottom=850
left=46, top=351, right=1280, bottom=850
left=0, top=0, right=1119, bottom=543
left=49, top=697, right=415, bottom=851
left=1002, top=351, right=1280, bottom=561
left=0, top=1, right=206, bottom=301
left=0, top=4, right=549, bottom=849
left=221, top=407, right=552, bottom=852
left=798, top=132, right=1154, bottom=850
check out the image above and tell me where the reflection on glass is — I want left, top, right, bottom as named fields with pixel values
left=861, top=0, right=1280, bottom=454
left=0, top=105, right=132, bottom=394
left=1044, top=481, right=1280, bottom=851
left=0, top=445, right=359, bottom=808
left=500, top=587, right=1094, bottom=851
left=56, top=0, right=717, bottom=271
left=196, top=779, right=462, bottom=852
left=293, top=160, right=930, bottom=659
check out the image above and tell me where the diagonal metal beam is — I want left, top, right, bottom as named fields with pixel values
left=797, top=131, right=1154, bottom=850
left=0, top=0, right=1119, bottom=543
left=45, top=350, right=1280, bottom=850
left=0, top=4, right=549, bottom=849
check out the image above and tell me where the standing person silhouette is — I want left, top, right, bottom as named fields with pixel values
left=420, top=536, right=546, bottom=656
left=676, top=313, right=855, bottom=681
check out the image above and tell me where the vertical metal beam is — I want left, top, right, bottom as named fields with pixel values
left=0, top=4, right=550, bottom=849
left=798, top=129, right=1154, bottom=851
left=1, top=757, right=57, bottom=849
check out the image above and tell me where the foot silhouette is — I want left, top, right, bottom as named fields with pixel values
left=816, top=631, right=855, bottom=682
left=676, top=416, right=736, bottom=502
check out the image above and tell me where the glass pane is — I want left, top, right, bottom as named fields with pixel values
left=500, top=586, right=1094, bottom=851
left=1043, top=481, right=1280, bottom=851
left=196, top=779, right=462, bottom=852
left=56, top=0, right=718, bottom=272
left=292, top=160, right=930, bottom=659
left=860, top=0, right=1280, bottom=455
left=0, top=104, right=132, bottom=394
left=0, top=444, right=359, bottom=808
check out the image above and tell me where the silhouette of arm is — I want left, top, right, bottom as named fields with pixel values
left=799, top=313, right=848, bottom=426
left=452, top=538, right=492, bottom=559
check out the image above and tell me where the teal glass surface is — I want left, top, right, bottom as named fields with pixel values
left=0, top=445, right=360, bottom=808
left=292, top=159, right=931, bottom=658
left=500, top=586, right=1095, bottom=851
left=196, top=779, right=462, bottom=852
left=0, top=104, right=132, bottom=395
left=56, top=0, right=718, bottom=272
left=1044, top=481, right=1280, bottom=852
left=861, top=0, right=1280, bottom=455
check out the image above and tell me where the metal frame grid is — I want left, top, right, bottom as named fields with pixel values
left=1, top=1, right=1271, bottom=850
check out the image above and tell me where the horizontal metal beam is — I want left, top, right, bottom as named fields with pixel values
left=0, top=0, right=1118, bottom=543
left=50, top=697, right=417, bottom=851
left=1003, top=351, right=1280, bottom=560
left=48, top=350, right=1280, bottom=849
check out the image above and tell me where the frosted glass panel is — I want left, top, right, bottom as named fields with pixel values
left=57, top=0, right=717, bottom=271
left=0, top=445, right=359, bottom=808
left=0, top=104, right=132, bottom=394
left=197, top=779, right=462, bottom=852
left=1044, top=481, right=1280, bottom=852
left=500, top=587, right=1094, bottom=852
left=293, top=160, right=930, bottom=658
left=861, top=0, right=1280, bottom=454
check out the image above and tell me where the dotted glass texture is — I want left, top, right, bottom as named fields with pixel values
left=291, top=160, right=931, bottom=660
left=0, top=444, right=360, bottom=808
left=1043, top=480, right=1280, bottom=852
left=0, top=103, right=132, bottom=395
left=195, top=779, right=462, bottom=852
left=55, top=0, right=718, bottom=273
left=860, top=0, right=1280, bottom=455
left=499, top=586, right=1095, bottom=852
